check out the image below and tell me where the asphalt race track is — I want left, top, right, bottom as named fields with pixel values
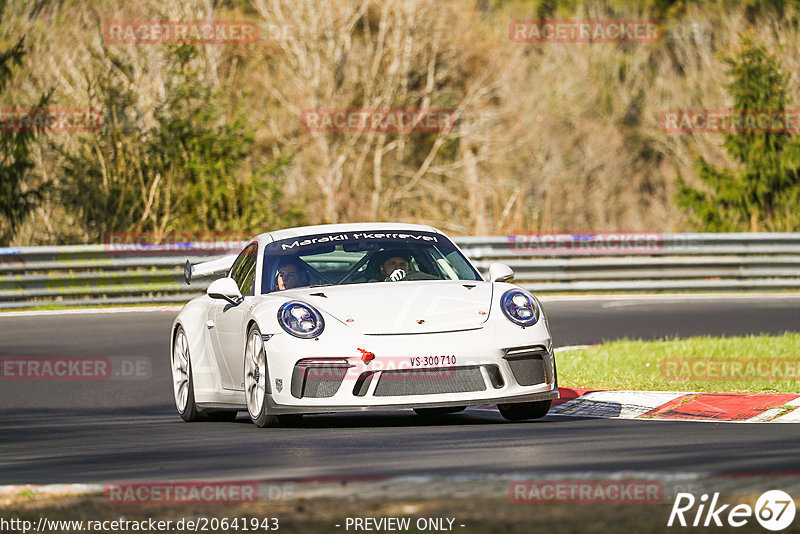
left=1, top=295, right=799, bottom=486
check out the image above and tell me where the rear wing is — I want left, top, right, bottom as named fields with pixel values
left=184, top=255, right=237, bottom=285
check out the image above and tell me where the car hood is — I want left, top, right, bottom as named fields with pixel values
left=278, top=281, right=493, bottom=334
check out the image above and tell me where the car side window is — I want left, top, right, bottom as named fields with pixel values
left=240, top=258, right=257, bottom=296
left=229, top=244, right=258, bottom=296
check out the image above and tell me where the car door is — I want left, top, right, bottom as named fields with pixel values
left=213, top=243, right=258, bottom=391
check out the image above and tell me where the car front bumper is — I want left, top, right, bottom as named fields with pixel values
left=265, top=387, right=559, bottom=415
left=260, top=319, right=558, bottom=414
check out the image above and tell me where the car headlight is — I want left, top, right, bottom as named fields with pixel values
left=500, top=289, right=539, bottom=327
left=278, top=301, right=325, bottom=338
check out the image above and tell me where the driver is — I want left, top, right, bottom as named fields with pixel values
left=378, top=251, right=412, bottom=282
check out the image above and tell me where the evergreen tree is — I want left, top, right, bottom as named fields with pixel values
left=676, top=36, right=800, bottom=231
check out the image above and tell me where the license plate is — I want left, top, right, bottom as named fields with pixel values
left=409, top=355, right=457, bottom=367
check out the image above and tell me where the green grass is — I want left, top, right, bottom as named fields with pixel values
left=557, top=333, right=800, bottom=394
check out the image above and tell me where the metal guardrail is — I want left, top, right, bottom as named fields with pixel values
left=0, top=233, right=799, bottom=309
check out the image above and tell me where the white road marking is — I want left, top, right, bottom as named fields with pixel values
left=0, top=306, right=183, bottom=317
left=551, top=390, right=686, bottom=418
left=769, top=406, right=800, bottom=423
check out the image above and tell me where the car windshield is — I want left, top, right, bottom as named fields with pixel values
left=261, top=230, right=482, bottom=293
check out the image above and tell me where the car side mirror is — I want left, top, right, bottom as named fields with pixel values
left=207, top=277, right=243, bottom=306
left=488, top=262, right=514, bottom=283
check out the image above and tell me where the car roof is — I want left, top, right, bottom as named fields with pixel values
left=254, top=222, right=444, bottom=245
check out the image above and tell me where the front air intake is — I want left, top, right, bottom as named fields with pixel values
left=373, top=366, right=486, bottom=397
left=291, top=360, right=351, bottom=398
left=503, top=347, right=548, bottom=386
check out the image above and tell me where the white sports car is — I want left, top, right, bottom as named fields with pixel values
left=171, top=223, right=558, bottom=427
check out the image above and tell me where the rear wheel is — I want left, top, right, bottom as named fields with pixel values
left=498, top=400, right=552, bottom=421
left=413, top=406, right=466, bottom=417
left=172, top=326, right=202, bottom=422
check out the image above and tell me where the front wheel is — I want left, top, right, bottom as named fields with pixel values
left=498, top=400, right=552, bottom=421
left=244, top=325, right=301, bottom=428
left=245, top=325, right=281, bottom=427
left=172, top=326, right=202, bottom=422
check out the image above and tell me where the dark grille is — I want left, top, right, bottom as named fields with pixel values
left=485, top=364, right=504, bottom=389
left=352, top=371, right=377, bottom=397
left=373, top=366, right=486, bottom=397
left=291, top=362, right=348, bottom=398
left=505, top=351, right=547, bottom=386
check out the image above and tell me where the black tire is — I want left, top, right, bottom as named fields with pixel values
left=173, top=326, right=203, bottom=422
left=245, top=324, right=282, bottom=428
left=413, top=406, right=466, bottom=417
left=180, top=363, right=203, bottom=422
left=497, top=400, right=552, bottom=421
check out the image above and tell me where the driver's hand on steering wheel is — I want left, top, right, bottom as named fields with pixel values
left=385, top=268, right=406, bottom=282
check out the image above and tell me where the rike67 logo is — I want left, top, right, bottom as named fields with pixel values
left=668, top=490, right=796, bottom=531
